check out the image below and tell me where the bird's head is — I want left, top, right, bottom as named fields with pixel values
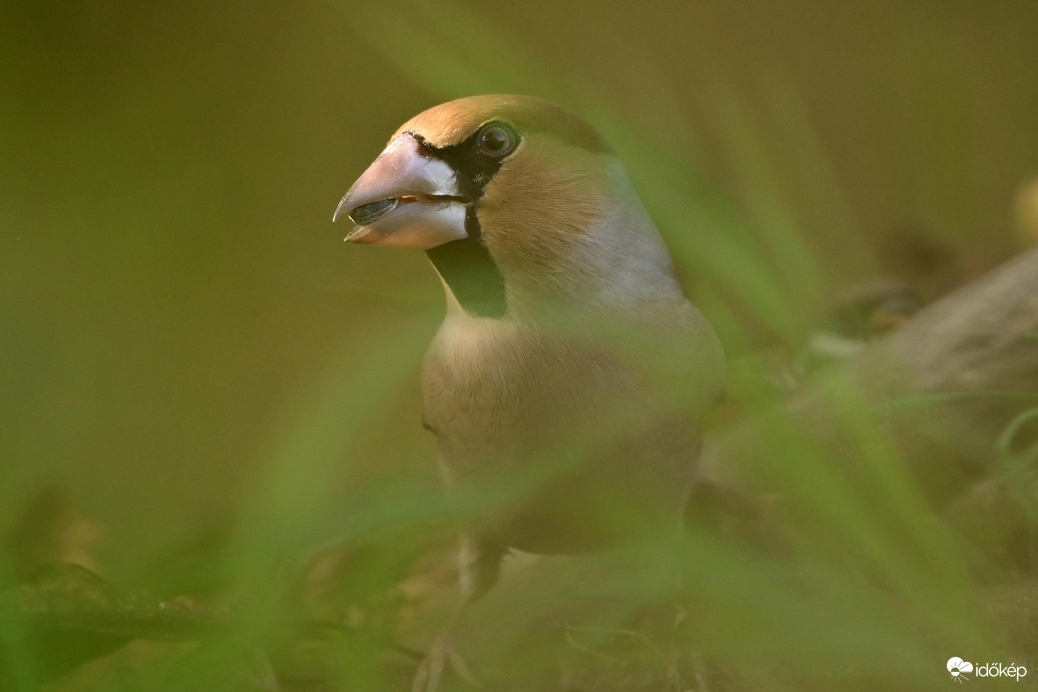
left=335, top=95, right=683, bottom=319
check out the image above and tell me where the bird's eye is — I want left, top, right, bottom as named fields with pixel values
left=475, top=124, right=517, bottom=157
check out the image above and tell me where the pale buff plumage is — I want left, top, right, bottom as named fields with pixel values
left=335, top=95, right=724, bottom=691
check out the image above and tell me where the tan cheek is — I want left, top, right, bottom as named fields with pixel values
left=477, top=147, right=608, bottom=273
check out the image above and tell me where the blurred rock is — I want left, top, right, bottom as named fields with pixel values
left=4, top=483, right=102, bottom=578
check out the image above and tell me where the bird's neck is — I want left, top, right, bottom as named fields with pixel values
left=425, top=233, right=507, bottom=319
left=427, top=165, right=686, bottom=323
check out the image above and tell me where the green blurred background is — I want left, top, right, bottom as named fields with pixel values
left=2, top=0, right=1037, bottom=583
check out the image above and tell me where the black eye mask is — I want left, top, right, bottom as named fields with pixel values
left=414, top=122, right=522, bottom=319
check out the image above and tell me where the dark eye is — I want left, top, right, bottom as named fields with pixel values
left=475, top=123, right=517, bottom=157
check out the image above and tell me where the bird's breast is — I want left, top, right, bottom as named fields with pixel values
left=419, top=304, right=721, bottom=551
left=421, top=309, right=706, bottom=469
left=421, top=316, right=605, bottom=473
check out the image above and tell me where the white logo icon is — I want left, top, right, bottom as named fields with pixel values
left=947, top=657, right=973, bottom=682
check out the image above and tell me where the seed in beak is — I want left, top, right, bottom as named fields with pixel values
left=349, top=198, right=399, bottom=225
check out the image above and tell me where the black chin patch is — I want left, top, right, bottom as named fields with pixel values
left=414, top=124, right=519, bottom=318
left=426, top=209, right=507, bottom=318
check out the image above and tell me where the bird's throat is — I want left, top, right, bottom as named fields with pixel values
left=425, top=210, right=507, bottom=318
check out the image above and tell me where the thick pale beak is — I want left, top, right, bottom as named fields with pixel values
left=333, top=133, right=469, bottom=249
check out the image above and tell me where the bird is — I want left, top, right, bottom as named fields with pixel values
left=333, top=95, right=724, bottom=691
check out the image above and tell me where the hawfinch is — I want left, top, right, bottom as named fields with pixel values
left=334, top=95, right=724, bottom=688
